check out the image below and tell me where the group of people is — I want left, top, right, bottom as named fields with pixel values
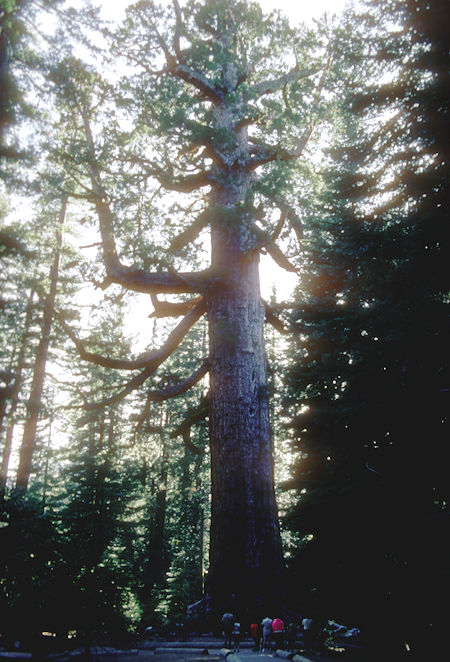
left=221, top=612, right=242, bottom=652
left=222, top=613, right=316, bottom=653
left=222, top=612, right=320, bottom=653
left=255, top=616, right=286, bottom=652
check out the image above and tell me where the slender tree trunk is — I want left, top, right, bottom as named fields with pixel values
left=142, top=407, right=169, bottom=599
left=0, top=347, right=17, bottom=443
left=150, top=408, right=168, bottom=587
left=15, top=197, right=67, bottom=492
left=94, top=410, right=105, bottom=510
left=41, top=405, right=53, bottom=511
left=0, top=289, right=35, bottom=499
left=199, top=488, right=205, bottom=595
left=0, top=400, right=7, bottom=454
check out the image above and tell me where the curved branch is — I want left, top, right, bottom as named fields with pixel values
left=59, top=299, right=206, bottom=388
left=246, top=65, right=320, bottom=99
left=134, top=358, right=209, bottom=432
left=267, top=212, right=286, bottom=245
left=180, top=429, right=204, bottom=455
left=263, top=300, right=291, bottom=335
left=247, top=50, right=332, bottom=172
left=170, top=396, right=209, bottom=454
left=247, top=213, right=284, bottom=252
left=80, top=105, right=120, bottom=273
left=150, top=294, right=204, bottom=318
left=55, top=312, right=139, bottom=370
left=247, top=126, right=314, bottom=171
left=249, top=217, right=297, bottom=273
left=172, top=0, right=186, bottom=64
left=149, top=4, right=222, bottom=104
left=169, top=209, right=210, bottom=252
left=259, top=193, right=304, bottom=245
left=151, top=359, right=209, bottom=402
left=265, top=242, right=297, bottom=273
left=84, top=366, right=153, bottom=411
left=80, top=106, right=210, bottom=294
left=171, top=62, right=223, bottom=104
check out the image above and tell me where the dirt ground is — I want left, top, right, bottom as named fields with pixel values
left=100, top=655, right=220, bottom=662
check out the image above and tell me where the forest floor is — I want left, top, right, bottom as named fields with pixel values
left=89, top=640, right=364, bottom=662
left=103, top=652, right=337, bottom=662
left=117, top=651, right=363, bottom=662
left=0, top=637, right=364, bottom=662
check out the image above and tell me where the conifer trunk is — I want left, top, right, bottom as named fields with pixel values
left=15, top=197, right=66, bottom=492
left=206, top=246, right=284, bottom=617
left=0, top=290, right=34, bottom=498
left=151, top=424, right=168, bottom=586
left=203, top=48, right=285, bottom=617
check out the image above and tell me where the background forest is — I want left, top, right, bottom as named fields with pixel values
left=0, top=0, right=449, bottom=660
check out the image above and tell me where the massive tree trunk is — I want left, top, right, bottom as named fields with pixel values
left=205, top=77, right=285, bottom=616
left=206, top=249, right=284, bottom=618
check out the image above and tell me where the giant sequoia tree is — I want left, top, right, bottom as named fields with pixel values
left=45, top=0, right=333, bottom=617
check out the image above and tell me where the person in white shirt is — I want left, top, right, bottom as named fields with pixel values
left=261, top=616, right=273, bottom=652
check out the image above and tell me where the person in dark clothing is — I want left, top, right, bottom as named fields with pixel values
left=231, top=621, right=241, bottom=652
left=222, top=612, right=234, bottom=649
left=287, top=620, right=298, bottom=650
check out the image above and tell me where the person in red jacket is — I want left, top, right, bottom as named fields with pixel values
left=272, top=617, right=285, bottom=650
left=250, top=622, right=260, bottom=651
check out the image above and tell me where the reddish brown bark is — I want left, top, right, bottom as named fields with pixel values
left=204, top=76, right=285, bottom=614
left=0, top=290, right=35, bottom=498
left=206, top=218, right=285, bottom=617
left=15, top=197, right=66, bottom=492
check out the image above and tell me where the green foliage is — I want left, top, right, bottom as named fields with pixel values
left=0, top=494, right=68, bottom=645
left=283, top=0, right=449, bottom=656
left=4, top=0, right=447, bottom=650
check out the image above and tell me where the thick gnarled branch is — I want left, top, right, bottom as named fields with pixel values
left=169, top=209, right=210, bottom=252
left=249, top=216, right=297, bottom=273
left=246, top=65, right=320, bottom=99
left=263, top=300, right=291, bottom=335
left=171, top=62, right=223, bottom=103
left=79, top=108, right=211, bottom=295
left=155, top=169, right=212, bottom=193
left=148, top=4, right=223, bottom=104
left=170, top=396, right=209, bottom=454
left=57, top=301, right=207, bottom=412
left=134, top=359, right=209, bottom=433
left=150, top=294, right=204, bottom=318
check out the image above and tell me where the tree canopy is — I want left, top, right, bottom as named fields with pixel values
left=0, top=0, right=448, bottom=658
